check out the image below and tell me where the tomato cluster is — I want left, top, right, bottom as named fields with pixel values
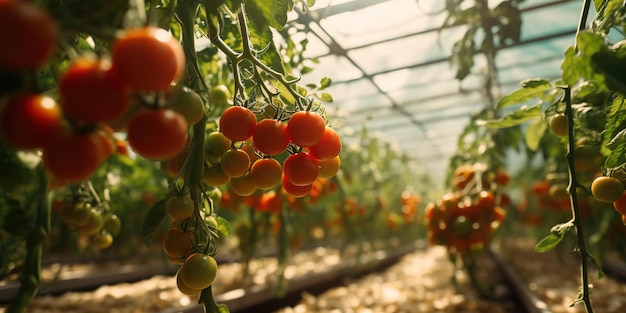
left=426, top=165, right=509, bottom=256
left=203, top=104, right=341, bottom=198
left=51, top=187, right=121, bottom=250
left=0, top=9, right=196, bottom=185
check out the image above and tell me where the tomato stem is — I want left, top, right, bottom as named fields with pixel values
left=6, top=168, right=50, bottom=313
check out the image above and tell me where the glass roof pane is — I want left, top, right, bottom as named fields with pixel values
left=318, top=0, right=442, bottom=49
left=299, top=55, right=362, bottom=83
left=520, top=2, right=580, bottom=41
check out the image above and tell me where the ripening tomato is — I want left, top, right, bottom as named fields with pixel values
left=0, top=0, right=59, bottom=69
left=286, top=111, right=326, bottom=147
left=203, top=165, right=230, bottom=187
left=229, top=173, right=257, bottom=196
left=591, top=176, right=625, bottom=203
left=549, top=114, right=568, bottom=137
left=163, top=227, right=193, bottom=259
left=167, top=194, right=194, bottom=220
left=59, top=58, right=130, bottom=124
left=250, top=158, right=282, bottom=190
left=283, top=152, right=319, bottom=186
left=179, top=253, right=218, bottom=290
left=42, top=131, right=104, bottom=182
left=165, top=84, right=205, bottom=125
left=220, top=148, right=250, bottom=178
left=317, top=155, right=341, bottom=179
left=308, top=127, right=341, bottom=161
left=0, top=94, right=63, bottom=150
left=111, top=27, right=185, bottom=91
left=209, top=85, right=231, bottom=107
left=204, top=131, right=231, bottom=164
left=127, top=109, right=189, bottom=160
left=176, top=268, right=201, bottom=296
left=219, top=106, right=257, bottom=141
left=252, top=119, right=290, bottom=156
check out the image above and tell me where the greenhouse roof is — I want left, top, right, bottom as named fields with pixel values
left=291, top=0, right=581, bottom=183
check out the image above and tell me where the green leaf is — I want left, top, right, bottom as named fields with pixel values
left=216, top=215, right=231, bottom=237
left=319, top=77, right=332, bottom=90
left=245, top=2, right=286, bottom=75
left=577, top=31, right=607, bottom=56
left=497, top=79, right=554, bottom=108
left=588, top=253, right=604, bottom=279
left=591, top=50, right=626, bottom=94
left=525, top=118, right=547, bottom=151
left=535, top=233, right=563, bottom=252
left=141, top=199, right=167, bottom=247
left=318, top=92, right=333, bottom=102
left=248, top=0, right=288, bottom=30
left=520, top=78, right=551, bottom=88
left=535, top=221, right=574, bottom=252
left=478, top=104, right=542, bottom=128
left=607, top=128, right=626, bottom=150
left=561, top=45, right=581, bottom=86
left=605, top=143, right=626, bottom=169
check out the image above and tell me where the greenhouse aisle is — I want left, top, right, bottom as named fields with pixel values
left=274, top=246, right=516, bottom=313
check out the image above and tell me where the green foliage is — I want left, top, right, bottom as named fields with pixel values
left=141, top=199, right=167, bottom=247
left=534, top=221, right=574, bottom=252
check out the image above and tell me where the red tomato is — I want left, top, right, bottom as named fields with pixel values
left=127, top=109, right=189, bottom=160
left=59, top=58, right=130, bottom=124
left=111, top=27, right=185, bottom=91
left=42, top=131, right=104, bottom=182
left=252, top=119, right=290, bottom=156
left=283, top=152, right=319, bottom=186
left=250, top=158, right=282, bottom=190
left=614, top=192, right=626, bottom=215
left=308, top=127, right=341, bottom=161
left=281, top=175, right=312, bottom=198
left=219, top=106, right=257, bottom=141
left=286, top=111, right=325, bottom=147
left=0, top=0, right=58, bottom=69
left=0, top=94, right=63, bottom=149
left=94, top=126, right=115, bottom=161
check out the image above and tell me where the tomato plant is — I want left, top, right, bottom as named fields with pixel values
left=0, top=1, right=344, bottom=312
